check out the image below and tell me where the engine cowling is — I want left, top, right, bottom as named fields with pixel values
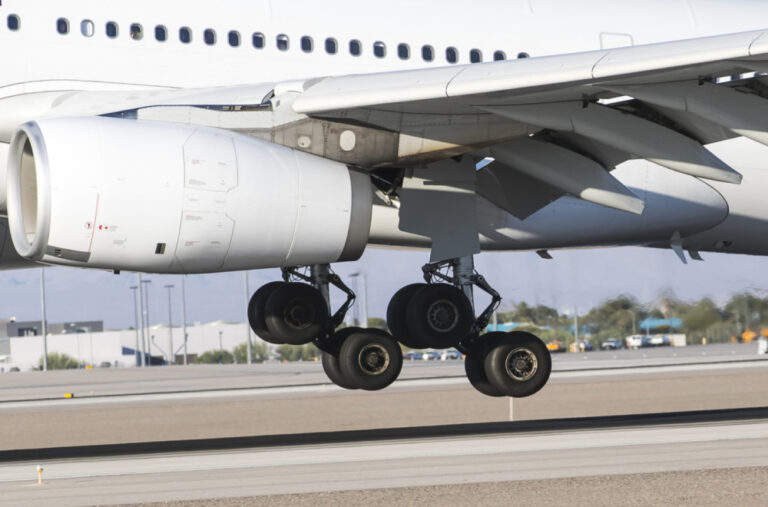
left=6, top=117, right=372, bottom=273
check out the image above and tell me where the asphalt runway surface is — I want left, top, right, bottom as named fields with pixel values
left=1, top=342, right=767, bottom=505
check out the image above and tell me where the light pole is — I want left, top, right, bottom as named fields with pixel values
left=164, top=284, right=175, bottom=365
left=40, top=268, right=48, bottom=371
left=573, top=308, right=579, bottom=352
left=349, top=272, right=368, bottom=327
left=218, top=330, right=223, bottom=352
left=244, top=272, right=253, bottom=364
left=141, top=278, right=152, bottom=364
left=181, top=276, right=188, bottom=365
left=136, top=275, right=147, bottom=367
left=129, top=285, right=141, bottom=366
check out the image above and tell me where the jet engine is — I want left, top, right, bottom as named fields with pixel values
left=5, top=117, right=372, bottom=273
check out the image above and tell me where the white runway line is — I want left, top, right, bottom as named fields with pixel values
left=1, top=420, right=767, bottom=482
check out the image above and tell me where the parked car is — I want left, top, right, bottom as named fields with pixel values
left=645, top=335, right=671, bottom=347
left=440, top=348, right=463, bottom=360
left=422, top=350, right=441, bottom=360
left=547, top=341, right=566, bottom=353
left=403, top=350, right=422, bottom=360
left=626, top=335, right=644, bottom=349
left=600, top=338, right=623, bottom=350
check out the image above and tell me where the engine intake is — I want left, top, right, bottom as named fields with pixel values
left=6, top=117, right=372, bottom=272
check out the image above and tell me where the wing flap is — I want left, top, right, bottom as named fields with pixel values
left=489, top=138, right=644, bottom=214
left=481, top=102, right=742, bottom=184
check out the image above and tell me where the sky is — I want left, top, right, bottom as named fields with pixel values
left=1, top=245, right=768, bottom=330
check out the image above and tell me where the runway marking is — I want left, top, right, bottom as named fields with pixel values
left=1, top=359, right=766, bottom=410
left=0, top=420, right=766, bottom=483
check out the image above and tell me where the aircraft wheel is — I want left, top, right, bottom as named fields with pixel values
left=386, top=283, right=429, bottom=349
left=265, top=283, right=329, bottom=345
left=321, top=327, right=362, bottom=390
left=339, top=329, right=403, bottom=391
left=405, top=283, right=474, bottom=349
left=484, top=331, right=551, bottom=398
left=464, top=333, right=506, bottom=397
left=247, top=281, right=286, bottom=344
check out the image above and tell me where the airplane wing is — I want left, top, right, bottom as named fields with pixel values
left=283, top=29, right=768, bottom=216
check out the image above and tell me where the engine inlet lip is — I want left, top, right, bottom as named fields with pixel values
left=7, top=121, right=51, bottom=260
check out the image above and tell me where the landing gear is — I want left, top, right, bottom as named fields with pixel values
left=387, top=256, right=553, bottom=398
left=338, top=328, right=403, bottom=391
left=248, top=265, right=403, bottom=391
left=405, top=283, right=474, bottom=348
left=473, top=331, right=551, bottom=398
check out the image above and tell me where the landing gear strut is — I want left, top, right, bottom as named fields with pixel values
left=247, top=264, right=403, bottom=391
left=387, top=255, right=552, bottom=398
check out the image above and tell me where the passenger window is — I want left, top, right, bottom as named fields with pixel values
left=446, top=46, right=458, bottom=63
left=130, top=23, right=143, bottom=40
left=204, top=29, right=216, bottom=45
left=493, top=51, right=506, bottom=61
left=179, top=27, right=192, bottom=43
left=373, top=41, right=386, bottom=58
left=325, top=38, right=337, bottom=54
left=80, top=20, right=94, bottom=37
left=57, top=18, right=69, bottom=35
left=301, top=36, right=313, bottom=53
left=7, top=14, right=19, bottom=31
left=517, top=52, right=530, bottom=59
left=155, top=25, right=167, bottom=42
left=470, top=49, right=482, bottom=63
left=276, top=34, right=289, bottom=51
left=228, top=31, right=240, bottom=47
left=422, top=45, right=434, bottom=62
left=252, top=32, right=265, bottom=48
left=106, top=21, right=118, bottom=38
left=397, top=43, right=409, bottom=60
left=349, top=39, right=361, bottom=56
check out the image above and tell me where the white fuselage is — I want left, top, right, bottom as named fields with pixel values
left=2, top=0, right=768, bottom=267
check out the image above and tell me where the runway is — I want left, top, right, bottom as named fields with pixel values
left=1, top=408, right=767, bottom=506
left=1, top=343, right=767, bottom=505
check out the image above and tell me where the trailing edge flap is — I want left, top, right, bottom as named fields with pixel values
left=490, top=137, right=645, bottom=214
left=476, top=162, right=564, bottom=220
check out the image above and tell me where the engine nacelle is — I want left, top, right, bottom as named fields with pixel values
left=6, top=117, right=372, bottom=273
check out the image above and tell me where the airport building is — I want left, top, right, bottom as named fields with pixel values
left=0, top=320, right=265, bottom=371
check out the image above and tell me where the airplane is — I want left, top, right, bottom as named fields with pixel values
left=2, top=0, right=768, bottom=398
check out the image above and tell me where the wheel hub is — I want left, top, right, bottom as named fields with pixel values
left=357, top=344, right=390, bottom=376
left=283, top=298, right=315, bottom=330
left=504, top=347, right=538, bottom=382
left=426, top=299, right=459, bottom=333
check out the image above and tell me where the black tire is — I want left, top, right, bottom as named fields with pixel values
left=405, top=283, right=474, bottom=349
left=484, top=331, right=552, bottom=398
left=464, top=333, right=506, bottom=397
left=339, top=329, right=403, bottom=391
left=387, top=283, right=429, bottom=349
left=321, top=327, right=362, bottom=390
left=265, top=283, right=329, bottom=345
left=247, top=281, right=286, bottom=344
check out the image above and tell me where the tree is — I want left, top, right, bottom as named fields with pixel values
left=581, top=295, right=641, bottom=339
left=233, top=341, right=269, bottom=363
left=367, top=317, right=387, bottom=330
left=276, top=343, right=318, bottom=361
left=682, top=298, right=722, bottom=336
left=196, top=349, right=234, bottom=364
left=39, top=352, right=79, bottom=370
left=724, top=293, right=768, bottom=331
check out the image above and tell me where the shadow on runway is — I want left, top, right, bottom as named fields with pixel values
left=3, top=405, right=767, bottom=463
